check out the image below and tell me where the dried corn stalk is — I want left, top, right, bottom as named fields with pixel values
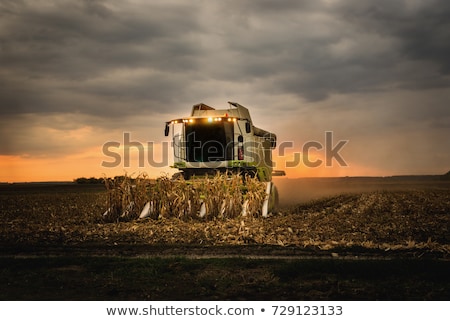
left=102, top=172, right=266, bottom=222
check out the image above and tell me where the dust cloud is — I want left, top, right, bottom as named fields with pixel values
left=273, top=176, right=449, bottom=207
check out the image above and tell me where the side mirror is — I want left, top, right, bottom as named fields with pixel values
left=245, top=121, right=251, bottom=133
left=164, top=123, right=170, bottom=136
left=270, top=135, right=276, bottom=148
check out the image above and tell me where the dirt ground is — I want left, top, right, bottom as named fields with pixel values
left=0, top=176, right=449, bottom=300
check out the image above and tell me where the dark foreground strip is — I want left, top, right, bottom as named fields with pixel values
left=0, top=243, right=447, bottom=260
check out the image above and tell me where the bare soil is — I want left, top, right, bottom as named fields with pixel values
left=0, top=177, right=449, bottom=300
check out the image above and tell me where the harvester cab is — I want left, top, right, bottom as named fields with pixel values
left=164, top=101, right=285, bottom=216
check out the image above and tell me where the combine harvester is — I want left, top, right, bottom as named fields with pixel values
left=139, top=101, right=285, bottom=218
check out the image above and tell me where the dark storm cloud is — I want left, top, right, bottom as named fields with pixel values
left=0, top=0, right=449, bottom=172
left=208, top=0, right=450, bottom=101
left=0, top=0, right=202, bottom=75
left=0, top=0, right=203, bottom=116
left=1, top=0, right=450, bottom=115
left=334, top=0, right=450, bottom=72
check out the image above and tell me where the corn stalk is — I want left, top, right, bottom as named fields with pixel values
left=102, top=172, right=266, bottom=222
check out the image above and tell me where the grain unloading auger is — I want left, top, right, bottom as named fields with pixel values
left=139, top=101, right=285, bottom=219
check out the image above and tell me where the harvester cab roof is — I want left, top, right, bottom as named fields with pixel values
left=165, top=101, right=284, bottom=182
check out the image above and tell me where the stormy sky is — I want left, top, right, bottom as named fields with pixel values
left=1, top=0, right=449, bottom=181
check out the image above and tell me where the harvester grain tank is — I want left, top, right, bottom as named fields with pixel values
left=163, top=101, right=285, bottom=217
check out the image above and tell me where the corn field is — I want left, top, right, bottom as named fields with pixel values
left=102, top=173, right=267, bottom=222
left=1, top=178, right=449, bottom=255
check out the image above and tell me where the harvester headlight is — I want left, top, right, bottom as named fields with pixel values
left=208, top=117, right=213, bottom=123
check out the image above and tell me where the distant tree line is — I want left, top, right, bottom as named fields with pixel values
left=73, top=177, right=104, bottom=184
left=74, top=172, right=450, bottom=184
left=73, top=175, right=138, bottom=184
